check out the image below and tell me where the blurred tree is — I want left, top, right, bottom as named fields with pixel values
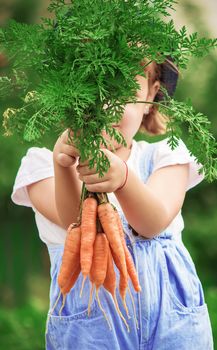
left=0, top=0, right=42, bottom=25
left=174, top=1, right=217, bottom=217
left=171, top=2, right=217, bottom=342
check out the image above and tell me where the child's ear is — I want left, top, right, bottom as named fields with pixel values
left=147, top=80, right=160, bottom=102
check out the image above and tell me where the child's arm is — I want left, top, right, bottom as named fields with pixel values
left=115, top=163, right=189, bottom=238
left=28, top=130, right=82, bottom=229
left=53, top=162, right=81, bottom=229
left=78, top=149, right=189, bottom=239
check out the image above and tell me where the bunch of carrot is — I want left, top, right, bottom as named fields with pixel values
left=51, top=191, right=141, bottom=332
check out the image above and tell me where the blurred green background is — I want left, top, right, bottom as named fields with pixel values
left=0, top=0, right=216, bottom=349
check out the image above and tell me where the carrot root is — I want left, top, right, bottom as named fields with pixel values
left=122, top=295, right=131, bottom=319
left=80, top=275, right=87, bottom=298
left=113, top=291, right=130, bottom=332
left=96, top=288, right=112, bottom=331
left=127, top=286, right=139, bottom=330
left=49, top=290, right=61, bottom=315
left=88, top=283, right=94, bottom=316
left=59, top=294, right=66, bottom=316
left=114, top=210, right=141, bottom=293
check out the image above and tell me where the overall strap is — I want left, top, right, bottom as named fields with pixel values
left=138, top=142, right=157, bottom=184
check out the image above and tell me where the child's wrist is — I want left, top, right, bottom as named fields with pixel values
left=116, top=160, right=128, bottom=192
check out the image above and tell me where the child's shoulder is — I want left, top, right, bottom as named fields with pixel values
left=24, top=146, right=53, bottom=160
left=20, top=146, right=53, bottom=171
left=155, top=137, right=204, bottom=191
left=135, top=137, right=204, bottom=191
left=20, top=145, right=54, bottom=179
left=11, top=146, right=54, bottom=207
left=151, top=137, right=196, bottom=167
left=136, top=136, right=193, bottom=159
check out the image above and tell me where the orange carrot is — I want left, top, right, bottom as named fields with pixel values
left=110, top=245, right=130, bottom=318
left=98, top=203, right=127, bottom=277
left=80, top=197, right=98, bottom=296
left=58, top=264, right=81, bottom=316
left=57, top=225, right=81, bottom=293
left=114, top=210, right=140, bottom=329
left=98, top=203, right=128, bottom=315
left=103, top=246, right=130, bottom=332
left=89, top=233, right=111, bottom=329
left=103, top=246, right=117, bottom=295
left=89, top=233, right=108, bottom=289
left=61, top=263, right=81, bottom=295
left=47, top=263, right=81, bottom=329
left=115, top=210, right=141, bottom=292
left=50, top=225, right=81, bottom=316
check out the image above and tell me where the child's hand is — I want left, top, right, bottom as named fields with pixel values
left=77, top=149, right=126, bottom=193
left=53, top=129, right=80, bottom=167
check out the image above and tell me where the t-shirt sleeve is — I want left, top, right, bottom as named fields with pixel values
left=11, top=147, right=54, bottom=207
left=152, top=138, right=205, bottom=191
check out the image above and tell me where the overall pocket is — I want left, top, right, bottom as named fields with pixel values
left=159, top=240, right=214, bottom=349
left=45, top=298, right=108, bottom=350
left=160, top=240, right=206, bottom=313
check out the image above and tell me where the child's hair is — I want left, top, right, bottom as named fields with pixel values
left=140, top=59, right=179, bottom=136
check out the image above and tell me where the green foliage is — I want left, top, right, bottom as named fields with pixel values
left=0, top=0, right=217, bottom=177
left=0, top=303, right=47, bottom=350
left=0, top=70, right=30, bottom=99
left=155, top=88, right=217, bottom=182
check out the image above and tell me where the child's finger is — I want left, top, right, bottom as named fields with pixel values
left=76, top=164, right=96, bottom=176
left=79, top=173, right=108, bottom=184
left=59, top=129, right=74, bottom=143
left=61, top=144, right=80, bottom=157
left=60, top=129, right=79, bottom=148
left=57, top=153, right=76, bottom=167
left=85, top=181, right=110, bottom=193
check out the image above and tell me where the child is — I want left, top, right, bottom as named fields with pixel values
left=11, top=59, right=213, bottom=350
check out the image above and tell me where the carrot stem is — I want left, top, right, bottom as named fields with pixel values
left=78, top=182, right=87, bottom=223
left=96, top=192, right=108, bottom=205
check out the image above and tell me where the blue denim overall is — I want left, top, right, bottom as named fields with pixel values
left=45, top=143, right=213, bottom=350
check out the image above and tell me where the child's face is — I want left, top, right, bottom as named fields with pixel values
left=114, top=98, right=146, bottom=149
left=103, top=65, right=160, bottom=151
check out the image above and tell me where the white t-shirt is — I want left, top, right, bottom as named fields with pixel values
left=11, top=138, right=204, bottom=247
